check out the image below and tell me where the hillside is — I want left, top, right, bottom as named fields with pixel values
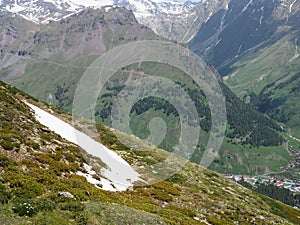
left=189, top=0, right=300, bottom=74
left=92, top=61, right=290, bottom=175
left=0, top=80, right=300, bottom=224
left=188, top=0, right=300, bottom=140
left=223, top=21, right=300, bottom=139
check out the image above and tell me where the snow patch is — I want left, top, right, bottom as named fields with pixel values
left=242, top=0, right=253, bottom=13
left=259, top=15, right=264, bottom=24
left=289, top=0, right=297, bottom=13
left=75, top=163, right=121, bottom=192
left=26, top=102, right=144, bottom=192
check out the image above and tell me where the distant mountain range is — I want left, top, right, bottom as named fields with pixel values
left=0, top=0, right=197, bottom=23
left=0, top=0, right=205, bottom=42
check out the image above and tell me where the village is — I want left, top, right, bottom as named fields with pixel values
left=222, top=174, right=300, bottom=193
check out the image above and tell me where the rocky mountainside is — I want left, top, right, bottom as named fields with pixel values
left=0, top=6, right=159, bottom=81
left=0, top=79, right=300, bottom=224
left=189, top=0, right=300, bottom=73
left=0, top=0, right=205, bottom=42
left=138, top=0, right=230, bottom=42
left=0, top=0, right=195, bottom=23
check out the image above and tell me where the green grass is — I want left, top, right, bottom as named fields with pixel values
left=129, top=108, right=180, bottom=151
left=225, top=31, right=300, bottom=98
left=209, top=138, right=291, bottom=175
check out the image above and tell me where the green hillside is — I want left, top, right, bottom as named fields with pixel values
left=0, top=81, right=300, bottom=224
left=224, top=30, right=300, bottom=138
left=93, top=62, right=290, bottom=175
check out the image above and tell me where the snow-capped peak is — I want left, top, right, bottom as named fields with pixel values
left=0, top=0, right=200, bottom=24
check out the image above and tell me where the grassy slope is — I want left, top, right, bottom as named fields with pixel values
left=225, top=30, right=300, bottom=98
left=0, top=82, right=299, bottom=224
left=224, top=30, right=300, bottom=139
left=95, top=62, right=290, bottom=176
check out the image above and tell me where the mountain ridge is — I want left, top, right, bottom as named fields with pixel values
left=0, top=0, right=228, bottom=42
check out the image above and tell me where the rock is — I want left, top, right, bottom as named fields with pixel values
left=40, top=127, right=51, bottom=133
left=58, top=192, right=75, bottom=198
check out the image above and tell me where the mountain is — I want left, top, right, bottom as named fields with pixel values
left=0, top=0, right=206, bottom=42
left=0, top=79, right=300, bottom=224
left=133, top=0, right=230, bottom=42
left=189, top=0, right=300, bottom=138
left=189, top=0, right=300, bottom=73
left=0, top=7, right=292, bottom=176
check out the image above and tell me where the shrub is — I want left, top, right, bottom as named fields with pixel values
left=166, top=174, right=186, bottom=183
left=27, top=140, right=40, bottom=150
left=35, top=197, right=56, bottom=212
left=0, top=154, right=15, bottom=167
left=206, top=216, right=232, bottom=225
left=0, top=184, right=10, bottom=204
left=64, top=152, right=76, bottom=162
left=0, top=140, right=14, bottom=150
left=152, top=182, right=181, bottom=196
left=12, top=199, right=39, bottom=217
left=75, top=212, right=89, bottom=225
left=13, top=179, right=46, bottom=199
left=0, top=192, right=9, bottom=204
left=40, top=139, right=46, bottom=146
left=60, top=201, right=85, bottom=212
left=151, top=190, right=173, bottom=202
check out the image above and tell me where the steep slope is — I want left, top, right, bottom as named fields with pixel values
left=27, top=102, right=142, bottom=191
left=189, top=0, right=300, bottom=139
left=0, top=8, right=292, bottom=176
left=95, top=62, right=290, bottom=176
left=0, top=81, right=300, bottom=224
left=189, top=0, right=300, bottom=74
left=135, top=0, right=229, bottom=42
left=222, top=4, right=300, bottom=138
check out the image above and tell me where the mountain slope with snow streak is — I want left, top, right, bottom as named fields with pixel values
left=26, top=102, right=143, bottom=192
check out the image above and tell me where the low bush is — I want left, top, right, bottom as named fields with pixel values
left=0, top=184, right=10, bottom=204
left=0, top=154, right=15, bottom=167
left=35, top=197, right=56, bottom=212
left=27, top=140, right=40, bottom=150
left=0, top=140, right=14, bottom=150
left=59, top=201, right=85, bottom=212
left=12, top=199, right=39, bottom=217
